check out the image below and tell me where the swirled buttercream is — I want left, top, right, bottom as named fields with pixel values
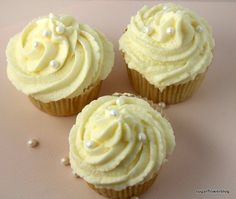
left=69, top=95, right=175, bottom=190
left=6, top=14, right=114, bottom=102
left=119, top=3, right=214, bottom=91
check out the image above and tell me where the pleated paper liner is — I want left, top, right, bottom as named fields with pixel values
left=29, top=81, right=102, bottom=116
left=126, top=66, right=206, bottom=105
left=88, top=174, right=157, bottom=199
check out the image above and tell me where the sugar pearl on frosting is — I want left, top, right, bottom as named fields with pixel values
left=116, top=97, right=125, bottom=106
left=60, top=157, right=70, bottom=166
left=138, top=132, right=147, bottom=143
left=85, top=140, right=94, bottom=148
left=163, top=5, right=168, bottom=10
left=42, top=30, right=51, bottom=37
left=50, top=60, right=60, bottom=69
left=27, top=139, right=39, bottom=148
left=196, top=26, right=204, bottom=33
left=49, top=13, right=55, bottom=19
left=166, top=27, right=175, bottom=35
left=56, top=25, right=65, bottom=34
left=143, top=26, right=153, bottom=35
left=109, top=109, right=119, bottom=117
left=32, top=41, right=40, bottom=48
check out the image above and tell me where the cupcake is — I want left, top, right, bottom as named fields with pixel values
left=119, top=3, right=215, bottom=104
left=69, top=94, right=175, bottom=199
left=6, top=13, right=114, bottom=116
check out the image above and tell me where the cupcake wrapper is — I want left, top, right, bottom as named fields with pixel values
left=127, top=66, right=206, bottom=104
left=29, top=81, right=102, bottom=116
left=87, top=174, right=157, bottom=199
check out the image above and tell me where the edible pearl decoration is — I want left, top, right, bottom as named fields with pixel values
left=27, top=139, right=39, bottom=148
left=116, top=97, right=125, bottom=106
left=109, top=109, right=119, bottom=117
left=49, top=60, right=60, bottom=69
left=143, top=26, right=153, bottom=35
left=166, top=27, right=175, bottom=35
left=131, top=196, right=139, bottom=199
left=196, top=26, right=204, bottom=33
left=32, top=41, right=40, bottom=48
left=85, top=140, right=94, bottom=148
left=158, top=102, right=166, bottom=109
left=42, top=30, right=51, bottom=37
left=49, top=13, right=54, bottom=19
left=163, top=5, right=168, bottom=10
left=138, top=132, right=147, bottom=142
left=56, top=25, right=65, bottom=34
left=60, top=157, right=70, bottom=166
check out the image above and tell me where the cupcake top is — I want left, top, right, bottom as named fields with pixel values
left=69, top=94, right=175, bottom=190
left=6, top=14, right=114, bottom=102
left=119, top=3, right=215, bottom=91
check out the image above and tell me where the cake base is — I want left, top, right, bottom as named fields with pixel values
left=87, top=174, right=157, bottom=199
left=127, top=66, right=206, bottom=104
left=29, top=81, right=102, bottom=116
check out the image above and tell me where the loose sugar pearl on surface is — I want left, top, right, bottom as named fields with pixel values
left=27, top=139, right=39, bottom=148
left=60, top=157, right=70, bottom=166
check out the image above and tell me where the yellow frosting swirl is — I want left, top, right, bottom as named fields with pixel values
left=119, top=3, right=215, bottom=91
left=6, top=14, right=114, bottom=102
left=69, top=95, right=175, bottom=190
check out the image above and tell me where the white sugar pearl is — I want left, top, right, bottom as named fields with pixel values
left=27, top=139, right=39, bottom=148
left=138, top=132, right=146, bottom=142
left=143, top=26, right=153, bottom=35
left=131, top=196, right=139, bottom=199
left=42, top=30, right=51, bottom=37
left=60, top=157, right=70, bottom=166
left=85, top=140, right=94, bottom=148
left=196, top=26, right=204, bottom=33
left=166, top=27, right=175, bottom=35
left=116, top=97, right=125, bottom=106
left=158, top=102, right=166, bottom=109
left=49, top=60, right=60, bottom=69
left=163, top=5, right=168, bottom=10
left=110, top=109, right=119, bottom=117
left=56, top=25, right=65, bottom=34
left=32, top=41, right=40, bottom=48
left=49, top=13, right=54, bottom=19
